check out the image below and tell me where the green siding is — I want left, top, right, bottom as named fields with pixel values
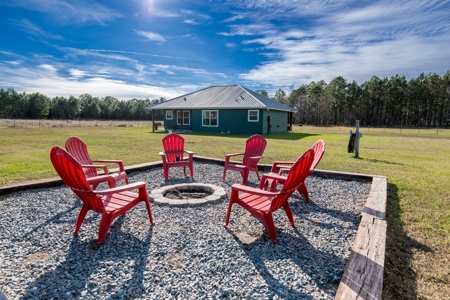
left=262, top=110, right=290, bottom=134
left=162, top=109, right=289, bottom=134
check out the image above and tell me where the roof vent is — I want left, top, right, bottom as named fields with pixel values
left=184, top=97, right=186, bottom=101
left=240, top=95, right=245, bottom=100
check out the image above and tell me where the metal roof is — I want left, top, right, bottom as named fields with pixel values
left=148, top=85, right=294, bottom=112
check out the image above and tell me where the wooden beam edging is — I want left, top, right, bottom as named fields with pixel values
left=335, top=176, right=387, bottom=300
left=0, top=156, right=388, bottom=300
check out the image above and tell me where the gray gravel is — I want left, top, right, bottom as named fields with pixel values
left=0, top=162, right=370, bottom=300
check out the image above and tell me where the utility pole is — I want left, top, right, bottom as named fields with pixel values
left=355, top=120, right=360, bottom=158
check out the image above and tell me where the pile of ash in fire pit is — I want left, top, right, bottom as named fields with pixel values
left=164, top=189, right=212, bottom=200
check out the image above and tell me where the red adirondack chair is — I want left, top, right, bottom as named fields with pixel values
left=261, top=140, right=325, bottom=202
left=65, top=136, right=129, bottom=189
left=224, top=149, right=314, bottom=243
left=159, top=134, right=194, bottom=180
left=50, top=147, right=154, bottom=245
left=222, top=134, right=267, bottom=185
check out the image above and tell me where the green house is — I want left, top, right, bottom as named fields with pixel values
left=149, top=85, right=294, bottom=135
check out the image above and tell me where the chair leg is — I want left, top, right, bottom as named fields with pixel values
left=297, top=183, right=309, bottom=202
left=282, top=202, right=296, bottom=227
left=163, top=165, right=169, bottom=180
left=242, top=169, right=249, bottom=185
left=97, top=213, right=114, bottom=245
left=222, top=166, right=227, bottom=182
left=189, top=162, right=194, bottom=178
left=74, top=204, right=90, bottom=233
left=124, top=177, right=129, bottom=184
left=255, top=170, right=261, bottom=181
left=183, top=166, right=186, bottom=174
left=139, top=188, right=155, bottom=225
left=261, top=212, right=277, bottom=243
left=223, top=190, right=237, bottom=226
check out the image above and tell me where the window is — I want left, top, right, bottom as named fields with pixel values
left=166, top=111, right=173, bottom=120
left=202, top=110, right=218, bottom=127
left=177, top=111, right=190, bottom=125
left=248, top=110, right=259, bottom=122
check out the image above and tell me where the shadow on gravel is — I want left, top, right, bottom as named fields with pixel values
left=22, top=216, right=153, bottom=299
left=289, top=199, right=360, bottom=231
left=382, top=183, right=432, bottom=300
left=226, top=226, right=346, bottom=299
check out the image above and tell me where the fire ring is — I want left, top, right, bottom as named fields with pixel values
left=149, top=183, right=227, bottom=206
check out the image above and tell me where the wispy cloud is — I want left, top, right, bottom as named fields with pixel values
left=133, top=29, right=166, bottom=43
left=222, top=14, right=245, bottom=23
left=232, top=0, right=450, bottom=86
left=0, top=62, right=182, bottom=100
left=10, top=19, right=63, bottom=40
left=218, top=24, right=275, bottom=36
left=2, top=0, right=122, bottom=24
left=184, top=19, right=199, bottom=25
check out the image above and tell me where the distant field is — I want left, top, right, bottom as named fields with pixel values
left=1, top=119, right=449, bottom=299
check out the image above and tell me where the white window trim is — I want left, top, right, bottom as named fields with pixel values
left=202, top=110, right=219, bottom=127
left=166, top=111, right=173, bottom=120
left=177, top=111, right=190, bottom=125
left=248, top=110, right=259, bottom=122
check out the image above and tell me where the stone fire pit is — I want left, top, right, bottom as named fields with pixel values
left=149, top=183, right=227, bottom=206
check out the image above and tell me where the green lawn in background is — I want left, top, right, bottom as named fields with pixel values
left=0, top=124, right=449, bottom=299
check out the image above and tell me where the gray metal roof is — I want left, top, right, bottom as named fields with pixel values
left=148, top=85, right=294, bottom=112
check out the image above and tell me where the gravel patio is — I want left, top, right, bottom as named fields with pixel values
left=0, top=162, right=370, bottom=300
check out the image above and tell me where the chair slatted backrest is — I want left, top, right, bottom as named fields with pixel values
left=270, top=149, right=314, bottom=211
left=50, top=147, right=104, bottom=213
left=65, top=136, right=98, bottom=178
left=162, top=134, right=185, bottom=163
left=242, top=134, right=267, bottom=167
left=311, top=140, right=325, bottom=171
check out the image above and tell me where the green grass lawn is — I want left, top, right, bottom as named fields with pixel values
left=1, top=123, right=449, bottom=299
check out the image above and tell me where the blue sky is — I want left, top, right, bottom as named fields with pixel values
left=1, top=0, right=449, bottom=100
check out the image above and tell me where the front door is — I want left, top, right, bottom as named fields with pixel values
left=177, top=110, right=190, bottom=129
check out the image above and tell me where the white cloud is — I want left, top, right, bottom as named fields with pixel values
left=222, top=14, right=245, bottom=23
left=10, top=19, right=63, bottom=40
left=0, top=63, right=182, bottom=100
left=133, top=29, right=166, bottom=42
left=68, top=68, right=86, bottom=78
left=184, top=19, right=199, bottom=25
left=2, top=0, right=122, bottom=24
left=234, top=0, right=450, bottom=87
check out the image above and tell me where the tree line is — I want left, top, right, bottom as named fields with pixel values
left=258, top=72, right=450, bottom=127
left=2, top=71, right=450, bottom=127
left=0, top=89, right=165, bottom=121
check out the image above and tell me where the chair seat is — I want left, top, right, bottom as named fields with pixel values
left=225, top=164, right=246, bottom=171
left=238, top=193, right=272, bottom=213
left=102, top=191, right=140, bottom=213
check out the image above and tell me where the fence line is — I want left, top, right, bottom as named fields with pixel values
left=297, top=124, right=450, bottom=136
left=0, top=119, right=164, bottom=128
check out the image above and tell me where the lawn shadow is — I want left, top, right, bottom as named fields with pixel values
left=382, top=183, right=432, bottom=300
left=22, top=216, right=153, bottom=299
left=359, top=158, right=406, bottom=166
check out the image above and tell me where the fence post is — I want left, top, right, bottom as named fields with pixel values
left=355, top=120, right=360, bottom=158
